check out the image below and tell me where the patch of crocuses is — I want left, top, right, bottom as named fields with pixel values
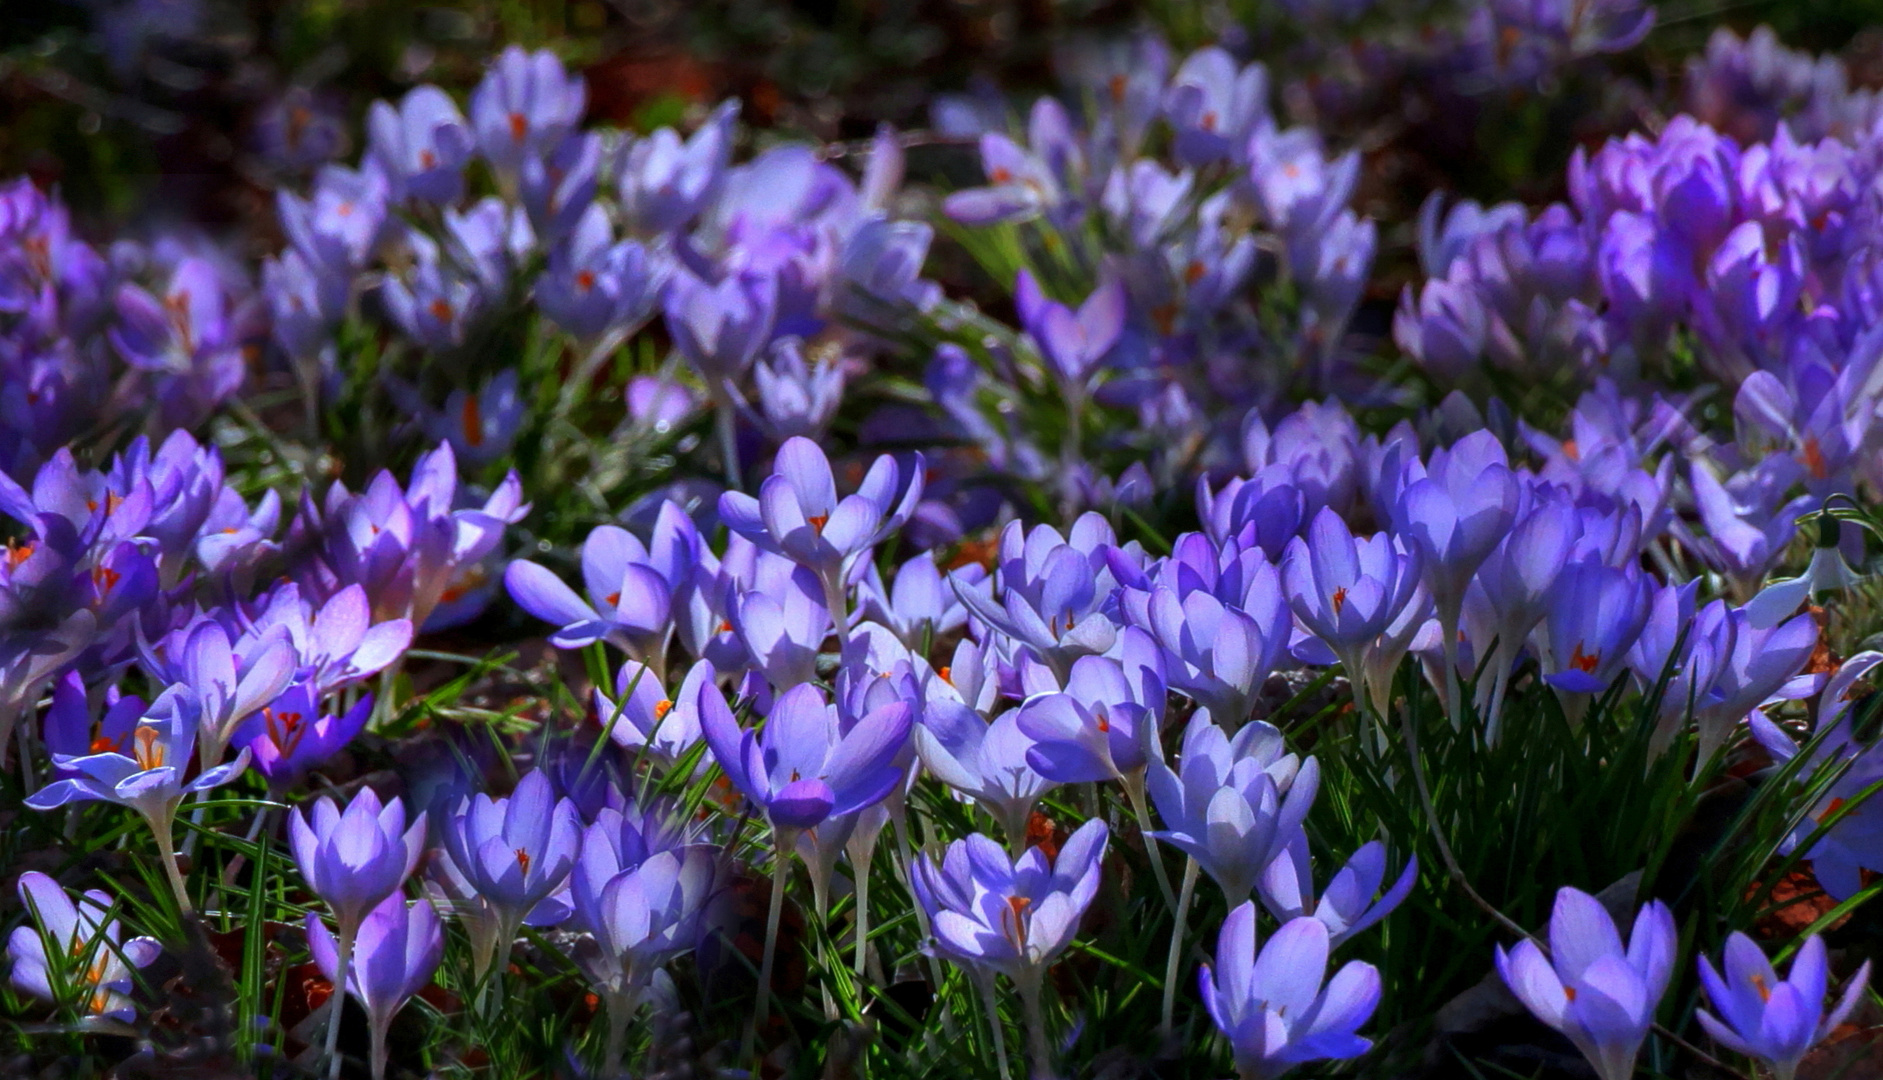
left=7, top=9, right=1883, bottom=1080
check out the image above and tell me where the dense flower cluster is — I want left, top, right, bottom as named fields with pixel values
left=4, top=13, right=1883, bottom=1080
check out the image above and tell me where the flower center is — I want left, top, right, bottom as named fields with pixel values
left=509, top=113, right=528, bottom=143
left=132, top=725, right=164, bottom=771
left=1569, top=642, right=1601, bottom=674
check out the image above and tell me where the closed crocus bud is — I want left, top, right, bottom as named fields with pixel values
left=1163, top=47, right=1271, bottom=166
left=1199, top=903, right=1382, bottom=1080
left=1496, top=888, right=1676, bottom=1080
left=289, top=787, right=427, bottom=932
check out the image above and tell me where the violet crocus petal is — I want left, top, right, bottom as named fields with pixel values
left=506, top=560, right=601, bottom=628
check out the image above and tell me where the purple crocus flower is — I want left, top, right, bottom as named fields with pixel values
left=857, top=552, right=983, bottom=652
left=469, top=46, right=586, bottom=174
left=141, top=616, right=296, bottom=772
left=1015, top=270, right=1125, bottom=388
left=718, top=436, right=924, bottom=588
left=1198, top=903, right=1382, bottom=1080
left=536, top=205, right=664, bottom=342
left=8, top=872, right=161, bottom=1025
left=1163, top=47, right=1272, bottom=166
left=235, top=685, right=372, bottom=792
left=505, top=512, right=697, bottom=666
left=519, top=131, right=603, bottom=245
left=697, top=679, right=912, bottom=831
left=366, top=85, right=473, bottom=205
left=254, top=86, right=348, bottom=175
left=595, top=658, right=713, bottom=767
left=911, top=818, right=1108, bottom=983
left=915, top=641, right=1053, bottom=846
left=1148, top=715, right=1319, bottom=903
left=573, top=845, right=719, bottom=1022
left=278, top=162, right=390, bottom=276
left=26, top=687, right=247, bottom=912
left=1689, top=459, right=1811, bottom=598
left=289, top=787, right=427, bottom=933
left=747, top=338, right=845, bottom=444
left=569, top=799, right=703, bottom=927
left=240, top=582, right=415, bottom=697
left=417, top=369, right=528, bottom=471
left=1695, top=932, right=1870, bottom=1080
left=438, top=770, right=583, bottom=943
left=295, top=440, right=528, bottom=629
left=1122, top=532, right=1293, bottom=726
left=1538, top=561, right=1653, bottom=697
left=724, top=553, right=831, bottom=689
left=306, top=892, right=444, bottom=1080
left=380, top=239, right=483, bottom=350
left=617, top=102, right=737, bottom=235
left=1690, top=605, right=1819, bottom=765
left=954, top=514, right=1128, bottom=679
left=1281, top=508, right=1423, bottom=706
left=662, top=268, right=778, bottom=388
left=42, top=673, right=144, bottom=776
left=1496, top=888, right=1677, bottom=1080
left=1014, top=629, right=1166, bottom=784
left=1256, top=838, right=1417, bottom=947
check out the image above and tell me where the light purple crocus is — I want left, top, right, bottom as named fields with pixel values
left=1147, top=716, right=1318, bottom=903
left=1015, top=270, right=1125, bottom=388
left=505, top=515, right=696, bottom=667
left=1538, top=561, right=1653, bottom=698
left=1164, top=47, right=1272, bottom=166
left=469, top=46, right=586, bottom=174
left=438, top=770, right=583, bottom=946
left=289, top=787, right=427, bottom=934
left=915, top=642, right=1053, bottom=848
left=26, top=687, right=247, bottom=913
left=911, top=818, right=1108, bottom=984
left=1695, top=932, right=1870, bottom=1080
left=306, top=892, right=444, bottom=1080
left=1256, top=838, right=1417, bottom=948
left=1014, top=630, right=1166, bottom=785
left=719, top=437, right=924, bottom=589
left=574, top=846, right=719, bottom=1037
left=1495, top=887, right=1677, bottom=1080
left=236, top=684, right=372, bottom=792
left=1281, top=508, right=1423, bottom=707
left=955, top=514, right=1127, bottom=679
left=1198, top=903, right=1382, bottom=1080
left=724, top=553, right=831, bottom=690
left=536, top=205, right=664, bottom=342
left=698, top=679, right=911, bottom=832
left=617, top=101, right=737, bottom=235
left=663, top=268, right=778, bottom=388
left=8, top=872, right=160, bottom=1025
left=366, top=85, right=473, bottom=204
left=595, top=658, right=713, bottom=767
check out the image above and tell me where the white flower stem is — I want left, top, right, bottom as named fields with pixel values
left=1018, top=970, right=1055, bottom=1080
left=1121, top=772, right=1178, bottom=913
left=1159, top=857, right=1199, bottom=1036
left=323, top=925, right=356, bottom=1080
left=978, top=975, right=1011, bottom=1080
left=742, top=836, right=792, bottom=1064
left=145, top=808, right=193, bottom=917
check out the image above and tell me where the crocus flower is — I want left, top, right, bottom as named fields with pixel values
left=1496, top=888, right=1677, bottom=1080
left=719, top=436, right=924, bottom=588
left=1164, top=46, right=1272, bottom=165
left=747, top=337, right=845, bottom=444
left=1014, top=630, right=1167, bottom=785
left=146, top=616, right=296, bottom=772
left=1256, top=838, right=1417, bottom=947
left=574, top=846, right=719, bottom=1005
left=306, top=892, right=445, bottom=1080
left=915, top=645, right=1054, bottom=847
left=594, top=658, right=713, bottom=767
left=289, top=787, right=427, bottom=933
left=41, top=672, right=144, bottom=776
left=955, top=514, right=1129, bottom=679
left=8, top=872, right=160, bottom=1024
left=26, top=687, right=247, bottom=912
left=1015, top=270, right=1125, bottom=388
left=1198, top=903, right=1382, bottom=1079
left=438, top=770, right=583, bottom=945
left=236, top=684, right=373, bottom=791
left=536, top=205, right=664, bottom=342
left=1538, top=561, right=1653, bottom=697
left=469, top=45, right=586, bottom=174
left=1393, top=431, right=1520, bottom=640
left=662, top=268, right=777, bottom=388
left=698, top=679, right=911, bottom=832
left=857, top=552, right=984, bottom=652
left=723, top=553, right=831, bottom=689
left=366, top=85, right=473, bottom=204
left=617, top=101, right=737, bottom=235
left=505, top=515, right=696, bottom=664
left=1148, top=716, right=1319, bottom=903
left=911, top=819, right=1109, bottom=984
left=1695, top=932, right=1870, bottom=1080
left=569, top=799, right=704, bottom=927
left=1281, top=508, right=1423, bottom=702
